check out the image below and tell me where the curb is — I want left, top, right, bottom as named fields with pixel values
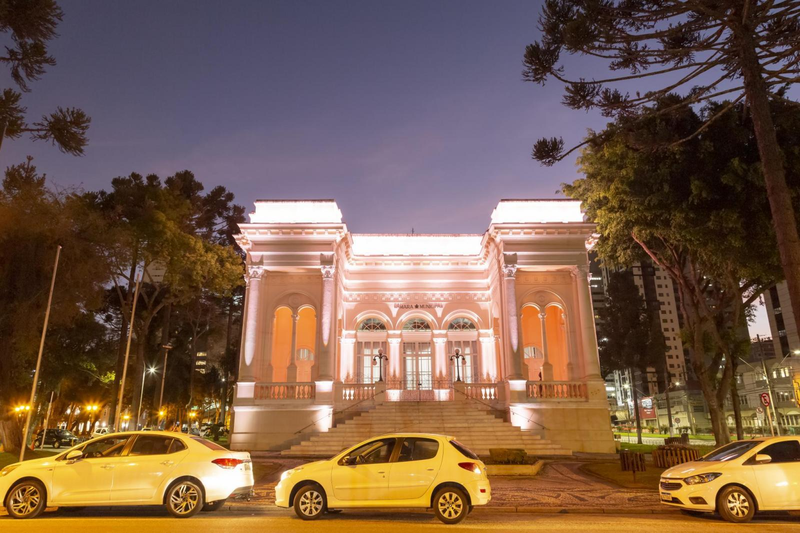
left=223, top=503, right=677, bottom=516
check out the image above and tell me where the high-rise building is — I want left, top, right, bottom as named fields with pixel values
left=764, top=281, right=800, bottom=358
left=590, top=253, right=694, bottom=424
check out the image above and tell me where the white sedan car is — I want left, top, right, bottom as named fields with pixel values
left=1, top=431, right=253, bottom=519
left=275, top=433, right=491, bottom=524
left=660, top=436, right=800, bottom=522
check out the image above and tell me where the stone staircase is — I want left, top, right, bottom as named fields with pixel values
left=281, top=401, right=571, bottom=457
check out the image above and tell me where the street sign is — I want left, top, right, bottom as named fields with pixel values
left=145, top=260, right=167, bottom=283
left=760, top=392, right=771, bottom=407
left=756, top=406, right=764, bottom=415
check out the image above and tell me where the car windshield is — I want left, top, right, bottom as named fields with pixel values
left=702, top=441, right=761, bottom=462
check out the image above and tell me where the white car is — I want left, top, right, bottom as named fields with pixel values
left=275, top=433, right=491, bottom=524
left=660, top=436, right=800, bottom=522
left=91, top=427, right=110, bottom=439
left=0, top=431, right=253, bottom=519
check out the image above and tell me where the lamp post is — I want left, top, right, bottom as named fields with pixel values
left=158, top=343, right=173, bottom=411
left=86, top=405, right=99, bottom=435
left=137, top=366, right=157, bottom=430
left=450, top=349, right=466, bottom=382
left=372, top=348, right=388, bottom=382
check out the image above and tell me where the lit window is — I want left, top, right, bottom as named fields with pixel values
left=296, top=348, right=314, bottom=361
left=403, top=319, right=431, bottom=331
left=448, top=318, right=476, bottom=331
left=359, top=318, right=387, bottom=331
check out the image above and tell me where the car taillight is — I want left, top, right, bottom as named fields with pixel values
left=212, top=458, right=244, bottom=469
left=458, top=462, right=481, bottom=474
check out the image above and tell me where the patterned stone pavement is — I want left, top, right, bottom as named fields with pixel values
left=241, top=455, right=662, bottom=511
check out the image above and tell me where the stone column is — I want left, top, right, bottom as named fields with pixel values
left=317, top=261, right=336, bottom=381
left=240, top=266, right=264, bottom=384
left=539, top=311, right=554, bottom=381
left=502, top=255, right=524, bottom=379
left=574, top=264, right=602, bottom=380
left=479, top=334, right=496, bottom=382
left=433, top=335, right=448, bottom=385
left=388, top=336, right=401, bottom=386
left=339, top=337, right=356, bottom=382
left=286, top=312, right=299, bottom=382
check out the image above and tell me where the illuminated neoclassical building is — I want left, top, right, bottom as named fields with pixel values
left=231, top=199, right=614, bottom=453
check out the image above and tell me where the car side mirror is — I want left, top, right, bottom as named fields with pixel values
left=66, top=450, right=83, bottom=463
left=755, top=453, right=772, bottom=464
left=342, top=455, right=356, bottom=466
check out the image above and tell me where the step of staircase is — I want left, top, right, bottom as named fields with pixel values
left=281, top=401, right=571, bottom=457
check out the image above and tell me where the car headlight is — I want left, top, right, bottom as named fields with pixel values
left=683, top=473, right=722, bottom=485
left=280, top=468, right=297, bottom=481
left=1, top=464, right=20, bottom=477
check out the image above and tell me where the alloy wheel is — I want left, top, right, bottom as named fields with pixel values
left=170, top=483, right=200, bottom=515
left=726, top=491, right=750, bottom=519
left=437, top=491, right=464, bottom=520
left=299, top=489, right=323, bottom=517
left=9, top=485, right=42, bottom=517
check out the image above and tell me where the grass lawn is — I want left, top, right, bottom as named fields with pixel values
left=0, top=449, right=58, bottom=469
left=619, top=442, right=717, bottom=456
left=614, top=431, right=717, bottom=441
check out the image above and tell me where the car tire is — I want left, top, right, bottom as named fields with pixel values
left=202, top=499, right=227, bottom=512
left=716, top=485, right=755, bottom=523
left=5, top=479, right=47, bottom=519
left=33, top=439, right=41, bottom=448
left=433, top=487, right=469, bottom=525
left=52, top=440, right=61, bottom=449
left=165, top=480, right=204, bottom=518
left=294, top=485, right=326, bottom=520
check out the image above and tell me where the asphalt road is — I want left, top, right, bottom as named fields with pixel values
left=1, top=509, right=799, bottom=532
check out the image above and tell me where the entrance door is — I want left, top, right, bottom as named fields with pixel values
left=402, top=342, right=432, bottom=393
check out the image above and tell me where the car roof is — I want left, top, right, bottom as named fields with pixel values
left=371, top=433, right=453, bottom=440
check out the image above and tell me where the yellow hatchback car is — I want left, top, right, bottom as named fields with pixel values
left=275, top=433, right=491, bottom=524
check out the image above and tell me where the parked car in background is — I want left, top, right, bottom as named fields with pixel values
left=275, top=433, right=491, bottom=524
left=1, top=431, right=254, bottom=519
left=32, top=429, right=79, bottom=449
left=660, top=436, right=800, bottom=522
left=91, top=427, right=111, bottom=439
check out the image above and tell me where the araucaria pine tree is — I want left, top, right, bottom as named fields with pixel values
left=523, top=0, right=800, bottom=343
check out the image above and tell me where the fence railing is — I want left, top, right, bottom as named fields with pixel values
left=464, top=382, right=499, bottom=401
left=341, top=384, right=377, bottom=402
left=526, top=381, right=588, bottom=400
left=255, top=382, right=315, bottom=400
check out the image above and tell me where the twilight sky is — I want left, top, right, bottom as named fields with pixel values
left=0, top=0, right=771, bottom=336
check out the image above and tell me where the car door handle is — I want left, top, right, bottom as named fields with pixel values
left=377, top=471, right=386, bottom=474
left=161, top=460, right=174, bottom=466
left=100, top=464, right=115, bottom=470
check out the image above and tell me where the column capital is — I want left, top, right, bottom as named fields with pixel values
left=387, top=337, right=402, bottom=346
left=572, top=264, right=591, bottom=277
left=433, top=337, right=447, bottom=346
left=246, top=265, right=265, bottom=281
left=502, top=263, right=517, bottom=279
left=321, top=264, right=336, bottom=279
left=538, top=311, right=547, bottom=320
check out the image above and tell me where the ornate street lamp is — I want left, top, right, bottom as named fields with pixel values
left=372, top=348, right=388, bottom=382
left=450, top=349, right=466, bottom=382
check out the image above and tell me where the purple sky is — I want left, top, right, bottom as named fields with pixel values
left=0, top=0, right=772, bottom=337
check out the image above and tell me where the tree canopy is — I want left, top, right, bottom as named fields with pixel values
left=565, top=97, right=800, bottom=443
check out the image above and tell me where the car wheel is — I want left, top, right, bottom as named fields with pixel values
left=434, top=487, right=468, bottom=525
left=165, top=480, right=204, bottom=518
left=717, top=485, right=755, bottom=523
left=33, top=439, right=41, bottom=448
left=294, top=485, right=326, bottom=520
left=202, top=499, right=227, bottom=512
left=6, top=480, right=47, bottom=519
left=52, top=440, right=61, bottom=449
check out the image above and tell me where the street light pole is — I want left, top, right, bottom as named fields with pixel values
left=372, top=348, right=388, bottom=382
left=450, top=349, right=466, bottom=382
left=158, top=343, right=173, bottom=411
left=137, top=367, right=156, bottom=430
left=20, top=245, right=61, bottom=462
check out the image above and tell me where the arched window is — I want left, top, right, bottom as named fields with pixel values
left=359, top=318, right=387, bottom=331
left=524, top=346, right=543, bottom=359
left=448, top=318, right=476, bottom=331
left=402, top=318, right=431, bottom=331
left=296, top=348, right=314, bottom=361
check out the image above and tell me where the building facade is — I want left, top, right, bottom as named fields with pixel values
left=764, top=281, right=800, bottom=358
left=230, top=199, right=614, bottom=453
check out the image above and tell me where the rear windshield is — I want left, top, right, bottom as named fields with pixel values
left=449, top=440, right=479, bottom=460
left=191, top=437, right=227, bottom=451
left=702, top=441, right=761, bottom=462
